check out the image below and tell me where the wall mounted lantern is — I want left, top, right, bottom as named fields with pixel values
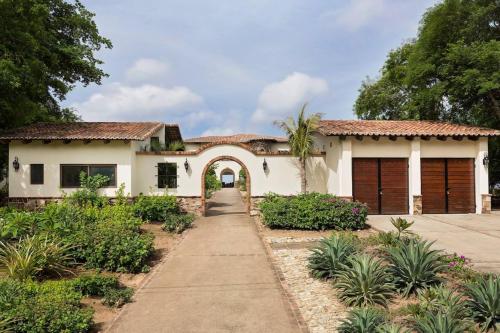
left=12, top=157, right=20, bottom=171
left=263, top=159, right=268, bottom=172
left=483, top=153, right=489, bottom=166
left=184, top=158, right=189, bottom=172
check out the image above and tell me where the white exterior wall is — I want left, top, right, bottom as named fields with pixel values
left=134, top=144, right=327, bottom=197
left=9, top=141, right=134, bottom=197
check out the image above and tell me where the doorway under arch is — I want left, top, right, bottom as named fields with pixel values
left=220, top=168, right=236, bottom=188
left=201, top=156, right=251, bottom=216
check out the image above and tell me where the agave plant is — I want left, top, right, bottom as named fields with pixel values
left=339, top=307, right=386, bottom=333
left=376, top=323, right=410, bottom=333
left=335, top=254, right=394, bottom=307
left=414, top=312, right=472, bottom=333
left=0, top=235, right=74, bottom=280
left=465, top=275, right=500, bottom=332
left=308, top=234, right=357, bottom=279
left=417, top=286, right=469, bottom=319
left=386, top=239, right=446, bottom=296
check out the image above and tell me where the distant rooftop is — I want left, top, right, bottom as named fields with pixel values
left=318, top=120, right=500, bottom=137
left=185, top=133, right=288, bottom=144
left=0, top=122, right=182, bottom=141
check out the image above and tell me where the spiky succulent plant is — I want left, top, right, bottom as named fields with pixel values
left=339, top=307, right=386, bottom=333
left=308, top=234, right=357, bottom=279
left=465, top=275, right=500, bottom=332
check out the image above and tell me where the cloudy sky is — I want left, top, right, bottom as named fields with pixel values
left=65, top=0, right=439, bottom=138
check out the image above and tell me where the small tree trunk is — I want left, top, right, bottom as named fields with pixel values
left=300, top=158, right=307, bottom=193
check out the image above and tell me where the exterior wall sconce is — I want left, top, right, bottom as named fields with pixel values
left=483, top=153, right=489, bottom=166
left=184, top=158, right=189, bottom=172
left=263, top=159, right=268, bottom=172
left=12, top=157, right=20, bottom=171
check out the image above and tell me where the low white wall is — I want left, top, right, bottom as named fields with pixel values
left=134, top=144, right=327, bottom=197
left=9, top=141, right=134, bottom=197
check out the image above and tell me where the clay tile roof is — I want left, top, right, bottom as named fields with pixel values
left=317, top=120, right=500, bottom=137
left=0, top=122, right=181, bottom=141
left=184, top=133, right=288, bottom=144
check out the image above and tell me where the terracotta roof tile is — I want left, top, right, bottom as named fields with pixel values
left=0, top=122, right=180, bottom=141
left=185, top=133, right=288, bottom=144
left=318, top=120, right=500, bottom=137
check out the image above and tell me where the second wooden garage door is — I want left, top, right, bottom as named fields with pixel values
left=353, top=158, right=408, bottom=214
left=421, top=158, right=475, bottom=214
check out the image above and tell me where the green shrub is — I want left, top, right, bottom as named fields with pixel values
left=417, top=286, right=469, bottom=320
left=162, top=213, right=195, bottom=233
left=386, top=239, right=446, bottom=296
left=0, top=210, right=36, bottom=241
left=0, top=235, right=74, bottom=281
left=390, top=217, right=414, bottom=240
left=335, top=254, right=394, bottom=307
left=365, top=231, right=401, bottom=248
left=102, top=287, right=134, bottom=307
left=259, top=193, right=368, bottom=230
left=0, top=279, right=93, bottom=333
left=72, top=273, right=119, bottom=297
left=465, top=275, right=500, bottom=331
left=339, top=307, right=386, bottom=333
left=133, top=194, right=179, bottom=222
left=413, top=312, right=471, bottom=333
left=81, top=224, right=154, bottom=273
left=67, top=173, right=109, bottom=207
left=308, top=234, right=358, bottom=279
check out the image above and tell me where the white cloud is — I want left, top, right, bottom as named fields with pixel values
left=251, top=72, right=328, bottom=124
left=201, top=127, right=237, bottom=136
left=125, top=58, right=170, bottom=82
left=72, top=83, right=203, bottom=121
left=320, top=0, right=387, bottom=31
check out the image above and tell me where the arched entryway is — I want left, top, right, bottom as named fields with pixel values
left=201, top=156, right=251, bottom=216
left=220, top=168, right=235, bottom=188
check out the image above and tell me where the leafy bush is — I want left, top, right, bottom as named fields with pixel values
left=308, top=234, right=358, bottom=279
left=133, top=194, right=179, bottom=222
left=365, top=231, right=401, bottom=248
left=465, top=275, right=500, bottom=331
left=390, top=217, right=414, bottom=240
left=413, top=312, right=471, bottom=333
left=162, top=213, right=195, bottom=233
left=335, top=254, right=394, bottom=307
left=205, top=163, right=221, bottom=198
left=0, top=210, right=36, bottom=241
left=72, top=273, right=119, bottom=297
left=386, top=239, right=446, bottom=296
left=81, top=223, right=154, bottom=273
left=259, top=193, right=368, bottom=230
left=0, top=235, right=74, bottom=281
left=0, top=279, right=93, bottom=333
left=338, top=307, right=386, bottom=333
left=102, top=287, right=134, bottom=307
left=67, top=173, right=109, bottom=207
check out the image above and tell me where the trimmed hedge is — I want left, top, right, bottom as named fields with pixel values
left=259, top=193, right=367, bottom=230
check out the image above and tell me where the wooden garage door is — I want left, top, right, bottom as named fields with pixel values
left=353, top=158, right=408, bottom=215
left=421, top=158, right=475, bottom=214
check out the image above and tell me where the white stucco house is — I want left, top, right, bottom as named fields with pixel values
left=1, top=120, right=498, bottom=215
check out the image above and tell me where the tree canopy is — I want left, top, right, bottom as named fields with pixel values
left=0, top=0, right=112, bottom=131
left=355, top=0, right=500, bottom=183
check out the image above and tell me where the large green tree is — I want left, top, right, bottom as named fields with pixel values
left=0, top=0, right=111, bottom=179
left=355, top=0, right=500, bottom=184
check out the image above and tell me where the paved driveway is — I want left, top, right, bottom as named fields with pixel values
left=108, top=188, right=302, bottom=333
left=368, top=212, right=500, bottom=273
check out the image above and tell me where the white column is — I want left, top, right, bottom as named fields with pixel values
left=475, top=138, right=489, bottom=214
left=340, top=139, right=352, bottom=197
left=325, top=137, right=341, bottom=195
left=409, top=139, right=421, bottom=215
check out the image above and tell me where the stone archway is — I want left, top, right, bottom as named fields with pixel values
left=201, top=156, right=251, bottom=216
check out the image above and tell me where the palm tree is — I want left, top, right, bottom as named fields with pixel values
left=274, top=104, right=322, bottom=193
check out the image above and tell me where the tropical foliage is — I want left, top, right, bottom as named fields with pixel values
left=259, top=193, right=367, bottom=230
left=274, top=104, right=322, bottom=193
left=465, top=275, right=500, bottom=331
left=338, top=307, right=386, bottom=333
left=308, top=234, right=358, bottom=279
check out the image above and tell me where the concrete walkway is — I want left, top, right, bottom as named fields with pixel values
left=109, top=188, right=301, bottom=333
left=368, top=212, right=500, bottom=273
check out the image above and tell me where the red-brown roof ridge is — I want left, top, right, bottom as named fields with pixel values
left=0, top=122, right=181, bottom=141
left=185, top=133, right=288, bottom=143
left=318, top=120, right=500, bottom=137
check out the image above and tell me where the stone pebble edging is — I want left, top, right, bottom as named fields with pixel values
left=269, top=242, right=347, bottom=333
